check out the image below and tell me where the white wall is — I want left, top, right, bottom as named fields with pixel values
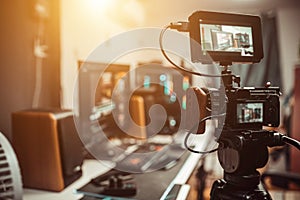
left=60, top=0, right=125, bottom=108
left=277, top=6, right=300, bottom=95
left=60, top=0, right=300, bottom=108
left=60, top=0, right=191, bottom=108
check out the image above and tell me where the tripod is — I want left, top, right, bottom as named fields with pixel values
left=207, top=66, right=284, bottom=199
left=210, top=130, right=275, bottom=200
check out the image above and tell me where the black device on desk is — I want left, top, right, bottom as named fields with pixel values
left=88, top=170, right=137, bottom=197
left=76, top=151, right=190, bottom=200
left=115, top=142, right=184, bottom=173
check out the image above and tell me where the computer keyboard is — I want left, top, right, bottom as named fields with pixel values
left=115, top=143, right=185, bottom=173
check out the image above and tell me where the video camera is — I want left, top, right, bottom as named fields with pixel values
left=159, top=10, right=295, bottom=199
left=184, top=11, right=281, bottom=135
left=186, top=85, right=281, bottom=134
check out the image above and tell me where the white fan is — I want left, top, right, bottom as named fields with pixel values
left=0, top=132, right=22, bottom=200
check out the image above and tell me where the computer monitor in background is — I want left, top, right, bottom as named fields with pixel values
left=76, top=61, right=188, bottom=166
left=77, top=61, right=130, bottom=140
left=134, top=63, right=192, bottom=136
left=77, top=61, right=192, bottom=144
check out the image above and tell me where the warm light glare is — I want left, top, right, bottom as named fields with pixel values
left=84, top=0, right=145, bottom=27
left=86, top=0, right=115, bottom=12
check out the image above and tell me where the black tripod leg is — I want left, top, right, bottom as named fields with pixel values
left=195, top=165, right=207, bottom=200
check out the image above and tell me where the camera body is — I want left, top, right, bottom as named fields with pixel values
left=186, top=85, right=280, bottom=134
left=225, top=86, right=280, bottom=130
left=184, top=11, right=280, bottom=135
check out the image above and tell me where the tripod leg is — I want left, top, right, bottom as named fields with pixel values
left=195, top=165, right=207, bottom=200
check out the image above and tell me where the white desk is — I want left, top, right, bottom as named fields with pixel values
left=22, top=153, right=203, bottom=200
left=22, top=133, right=208, bottom=200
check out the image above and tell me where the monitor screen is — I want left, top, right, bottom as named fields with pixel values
left=237, top=102, right=263, bottom=123
left=201, top=24, right=253, bottom=56
left=77, top=61, right=130, bottom=138
left=188, top=10, right=263, bottom=64
left=134, top=64, right=192, bottom=135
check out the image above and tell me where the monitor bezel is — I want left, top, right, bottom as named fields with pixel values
left=188, top=10, right=264, bottom=65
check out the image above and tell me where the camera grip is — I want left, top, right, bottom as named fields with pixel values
left=186, top=87, right=207, bottom=134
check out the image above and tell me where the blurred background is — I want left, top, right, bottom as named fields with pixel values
left=0, top=0, right=300, bottom=140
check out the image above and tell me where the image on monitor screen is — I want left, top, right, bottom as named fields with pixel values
left=211, top=30, right=234, bottom=51
left=200, top=23, right=253, bottom=56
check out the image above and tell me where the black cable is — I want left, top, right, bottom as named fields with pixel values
left=282, top=135, right=300, bottom=150
left=159, top=25, right=225, bottom=78
left=184, top=113, right=225, bottom=154
left=185, top=131, right=218, bottom=154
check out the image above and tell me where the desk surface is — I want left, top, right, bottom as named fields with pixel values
left=22, top=152, right=202, bottom=200
left=79, top=151, right=201, bottom=200
left=23, top=145, right=299, bottom=200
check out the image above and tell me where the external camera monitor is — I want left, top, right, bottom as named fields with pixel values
left=188, top=11, right=263, bottom=64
